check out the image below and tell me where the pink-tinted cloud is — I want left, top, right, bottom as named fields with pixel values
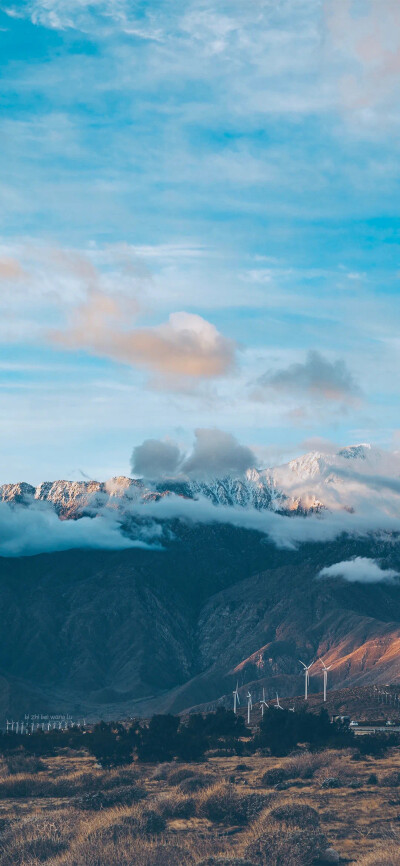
left=53, top=291, right=236, bottom=382
left=0, top=257, right=26, bottom=280
left=326, top=0, right=400, bottom=116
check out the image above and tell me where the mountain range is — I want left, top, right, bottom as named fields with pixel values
left=0, top=444, right=400, bottom=722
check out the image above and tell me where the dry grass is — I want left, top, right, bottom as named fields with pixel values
left=0, top=748, right=399, bottom=864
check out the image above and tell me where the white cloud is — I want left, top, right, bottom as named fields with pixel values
left=319, top=556, right=399, bottom=583
left=0, top=500, right=155, bottom=557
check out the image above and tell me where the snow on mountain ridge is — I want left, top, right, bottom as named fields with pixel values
left=1, top=445, right=399, bottom=518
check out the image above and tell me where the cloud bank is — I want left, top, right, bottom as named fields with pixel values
left=0, top=501, right=156, bottom=558
left=319, top=557, right=399, bottom=584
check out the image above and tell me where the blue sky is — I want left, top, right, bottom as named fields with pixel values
left=1, top=0, right=400, bottom=483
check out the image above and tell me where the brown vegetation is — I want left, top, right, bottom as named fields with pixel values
left=0, top=745, right=399, bottom=863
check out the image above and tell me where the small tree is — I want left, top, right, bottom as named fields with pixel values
left=137, top=715, right=180, bottom=762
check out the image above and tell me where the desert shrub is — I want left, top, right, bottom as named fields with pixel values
left=50, top=835, right=196, bottom=866
left=269, top=802, right=320, bottom=827
left=101, top=765, right=141, bottom=788
left=179, top=773, right=214, bottom=793
left=245, top=825, right=326, bottom=866
left=0, top=813, right=74, bottom=866
left=197, top=783, right=268, bottom=825
left=137, top=841, right=196, bottom=866
left=320, top=777, right=342, bottom=789
left=167, top=767, right=197, bottom=785
left=84, top=806, right=166, bottom=848
left=0, top=774, right=61, bottom=798
left=367, top=773, right=378, bottom=785
left=260, top=767, right=288, bottom=786
left=285, top=751, right=328, bottom=779
left=156, top=791, right=196, bottom=819
left=4, top=753, right=45, bottom=775
left=197, top=860, right=255, bottom=866
left=152, top=763, right=174, bottom=781
left=356, top=843, right=400, bottom=865
left=379, top=770, right=400, bottom=787
left=75, top=783, right=147, bottom=810
left=235, top=763, right=251, bottom=772
left=355, top=733, right=400, bottom=758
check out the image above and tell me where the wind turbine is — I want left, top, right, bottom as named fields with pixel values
left=274, top=692, right=284, bottom=710
left=320, top=659, right=332, bottom=702
left=260, top=688, right=269, bottom=717
left=246, top=691, right=252, bottom=725
left=233, top=682, right=240, bottom=715
left=299, top=660, right=314, bottom=700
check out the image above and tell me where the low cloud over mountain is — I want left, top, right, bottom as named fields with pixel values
left=2, top=440, right=400, bottom=556
left=319, top=557, right=400, bottom=583
left=0, top=501, right=154, bottom=558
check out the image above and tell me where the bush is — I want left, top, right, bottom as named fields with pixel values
left=179, top=774, right=214, bottom=793
left=85, top=808, right=166, bottom=844
left=245, top=826, right=326, bottom=866
left=137, top=715, right=180, bottom=763
left=86, top=721, right=139, bottom=767
left=320, top=777, right=342, bottom=789
left=260, top=767, right=288, bottom=787
left=167, top=767, right=196, bottom=786
left=285, top=751, right=327, bottom=780
left=5, top=754, right=45, bottom=775
left=379, top=771, right=400, bottom=787
left=356, top=843, right=400, bottom=866
left=75, top=783, right=147, bottom=810
left=156, top=791, right=196, bottom=819
left=269, top=802, right=320, bottom=828
left=0, top=814, right=74, bottom=866
left=255, top=708, right=352, bottom=757
left=197, top=860, right=255, bottom=866
left=197, top=783, right=267, bottom=825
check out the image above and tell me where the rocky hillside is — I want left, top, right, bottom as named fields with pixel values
left=0, top=522, right=400, bottom=722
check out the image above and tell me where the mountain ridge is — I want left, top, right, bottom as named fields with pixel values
left=2, top=443, right=399, bottom=520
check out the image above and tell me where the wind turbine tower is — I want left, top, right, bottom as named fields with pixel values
left=246, top=691, right=252, bottom=725
left=260, top=688, right=269, bottom=717
left=233, top=682, right=240, bottom=715
left=299, top=660, right=314, bottom=700
left=320, top=659, right=332, bottom=702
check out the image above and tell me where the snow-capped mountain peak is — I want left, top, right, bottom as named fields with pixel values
left=1, top=444, right=399, bottom=519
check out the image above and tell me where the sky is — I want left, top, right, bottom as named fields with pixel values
left=1, top=0, right=400, bottom=484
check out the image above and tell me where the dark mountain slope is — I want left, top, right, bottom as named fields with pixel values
left=0, top=524, right=400, bottom=720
